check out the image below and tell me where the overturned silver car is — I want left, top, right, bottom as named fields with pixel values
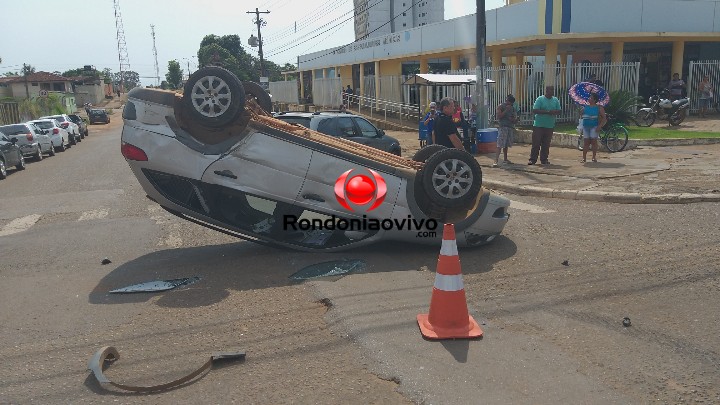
left=121, top=67, right=509, bottom=251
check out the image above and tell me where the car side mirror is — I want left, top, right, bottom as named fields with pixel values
left=377, top=129, right=385, bottom=137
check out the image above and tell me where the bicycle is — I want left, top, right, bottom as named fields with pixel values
left=577, top=114, right=629, bottom=153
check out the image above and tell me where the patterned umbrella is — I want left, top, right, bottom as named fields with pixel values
left=568, top=82, right=610, bottom=106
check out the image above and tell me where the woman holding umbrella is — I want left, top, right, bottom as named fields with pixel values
left=569, top=82, right=609, bottom=163
left=580, top=93, right=607, bottom=163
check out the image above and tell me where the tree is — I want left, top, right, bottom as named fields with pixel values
left=102, top=68, right=113, bottom=84
left=197, top=34, right=255, bottom=81
left=113, top=71, right=141, bottom=91
left=165, top=60, right=184, bottom=90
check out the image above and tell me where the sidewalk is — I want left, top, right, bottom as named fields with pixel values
left=387, top=131, right=720, bottom=204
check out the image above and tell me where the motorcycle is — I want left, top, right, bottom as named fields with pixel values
left=634, top=89, right=689, bottom=127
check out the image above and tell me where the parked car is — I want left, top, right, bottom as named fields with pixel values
left=0, top=123, right=54, bottom=160
left=68, top=114, right=89, bottom=137
left=27, top=119, right=71, bottom=152
left=273, top=111, right=402, bottom=155
left=0, top=130, right=26, bottom=179
left=39, top=114, right=81, bottom=144
left=120, top=66, right=509, bottom=252
left=88, top=109, right=110, bottom=125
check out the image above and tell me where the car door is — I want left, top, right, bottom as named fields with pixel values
left=334, top=116, right=358, bottom=139
left=351, top=117, right=385, bottom=150
left=0, top=135, right=19, bottom=166
left=30, top=124, right=50, bottom=150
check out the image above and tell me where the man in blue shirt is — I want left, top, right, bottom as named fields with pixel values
left=422, top=102, right=438, bottom=146
left=529, top=86, right=561, bottom=165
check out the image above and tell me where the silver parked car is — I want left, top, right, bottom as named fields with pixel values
left=121, top=66, right=510, bottom=252
left=0, top=123, right=54, bottom=160
left=28, top=119, right=71, bottom=152
left=39, top=114, right=81, bottom=145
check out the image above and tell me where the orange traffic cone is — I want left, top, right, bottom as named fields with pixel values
left=417, top=223, right=483, bottom=339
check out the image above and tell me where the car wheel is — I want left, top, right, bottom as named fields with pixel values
left=49, top=143, right=56, bottom=156
left=16, top=154, right=26, bottom=170
left=70, top=135, right=77, bottom=145
left=0, top=160, right=6, bottom=179
left=182, top=66, right=245, bottom=128
left=35, top=145, right=43, bottom=161
left=58, top=141, right=66, bottom=152
left=243, top=81, right=272, bottom=113
left=420, top=148, right=482, bottom=209
left=412, top=144, right=446, bottom=163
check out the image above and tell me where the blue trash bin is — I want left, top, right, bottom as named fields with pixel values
left=477, top=128, right=499, bottom=154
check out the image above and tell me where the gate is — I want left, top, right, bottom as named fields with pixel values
left=687, top=61, right=720, bottom=114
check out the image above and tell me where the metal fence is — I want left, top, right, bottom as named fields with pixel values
left=0, top=102, right=20, bottom=125
left=311, top=77, right=343, bottom=108
left=268, top=80, right=299, bottom=104
left=687, top=60, right=720, bottom=114
left=447, top=62, right=640, bottom=125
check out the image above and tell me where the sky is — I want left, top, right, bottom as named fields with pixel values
left=0, top=0, right=504, bottom=86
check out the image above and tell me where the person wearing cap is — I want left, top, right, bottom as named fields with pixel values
left=422, top=102, right=438, bottom=146
left=493, top=94, right=518, bottom=167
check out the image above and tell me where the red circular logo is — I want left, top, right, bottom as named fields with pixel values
left=345, top=175, right=375, bottom=205
left=334, top=169, right=387, bottom=212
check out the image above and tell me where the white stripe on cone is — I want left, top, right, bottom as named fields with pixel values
left=440, top=239, right=458, bottom=256
left=433, top=273, right=464, bottom=292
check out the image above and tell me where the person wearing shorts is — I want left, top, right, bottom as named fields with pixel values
left=698, top=76, right=713, bottom=118
left=493, top=94, right=518, bottom=167
left=580, top=93, right=606, bottom=163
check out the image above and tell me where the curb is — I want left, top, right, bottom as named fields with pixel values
left=484, top=179, right=720, bottom=204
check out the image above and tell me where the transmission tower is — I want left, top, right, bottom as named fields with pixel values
left=113, top=0, right=131, bottom=93
left=150, top=24, right=160, bottom=86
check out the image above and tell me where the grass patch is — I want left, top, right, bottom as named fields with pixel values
left=548, top=124, right=720, bottom=139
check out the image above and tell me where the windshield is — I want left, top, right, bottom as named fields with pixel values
left=32, top=121, right=54, bottom=129
left=0, top=124, right=29, bottom=135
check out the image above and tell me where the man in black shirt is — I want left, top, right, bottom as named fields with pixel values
left=432, top=97, right=464, bottom=149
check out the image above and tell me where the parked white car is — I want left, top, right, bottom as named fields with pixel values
left=27, top=119, right=71, bottom=152
left=39, top=114, right=80, bottom=145
left=0, top=122, right=54, bottom=160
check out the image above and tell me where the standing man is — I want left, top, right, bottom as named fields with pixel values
left=668, top=73, right=686, bottom=101
left=432, top=97, right=464, bottom=150
left=493, top=94, right=518, bottom=167
left=422, top=102, right=438, bottom=146
left=529, top=86, right=561, bottom=165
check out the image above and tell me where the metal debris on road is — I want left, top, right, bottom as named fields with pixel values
left=101, top=257, right=112, bottom=265
left=289, top=259, right=367, bottom=280
left=109, top=276, right=200, bottom=293
left=87, top=346, right=245, bottom=392
left=622, top=317, right=632, bottom=327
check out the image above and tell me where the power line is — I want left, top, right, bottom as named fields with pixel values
left=263, top=0, right=350, bottom=42
left=297, top=0, right=424, bottom=65
left=264, top=0, right=385, bottom=57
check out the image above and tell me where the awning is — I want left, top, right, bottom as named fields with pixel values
left=402, top=74, right=496, bottom=86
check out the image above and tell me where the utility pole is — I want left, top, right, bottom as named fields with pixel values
left=246, top=8, right=270, bottom=79
left=113, top=0, right=131, bottom=94
left=476, top=0, right=487, bottom=130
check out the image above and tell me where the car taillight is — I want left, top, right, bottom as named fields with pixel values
left=26, top=132, right=33, bottom=141
left=53, top=128, right=59, bottom=134
left=121, top=142, right=148, bottom=161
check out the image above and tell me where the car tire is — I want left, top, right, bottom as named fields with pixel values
left=16, top=154, right=26, bottom=170
left=0, top=160, right=6, bottom=179
left=412, top=144, right=446, bottom=163
left=70, top=135, right=77, bottom=145
left=35, top=145, right=43, bottom=161
left=57, top=142, right=66, bottom=152
left=419, top=148, right=482, bottom=209
left=243, top=81, right=272, bottom=113
left=49, top=143, right=56, bottom=156
left=182, top=66, right=245, bottom=128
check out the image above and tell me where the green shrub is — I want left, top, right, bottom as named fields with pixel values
left=605, top=90, right=642, bottom=124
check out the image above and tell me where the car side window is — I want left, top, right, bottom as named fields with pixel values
left=354, top=118, right=379, bottom=138
left=316, top=118, right=337, bottom=136
left=336, top=117, right=356, bottom=137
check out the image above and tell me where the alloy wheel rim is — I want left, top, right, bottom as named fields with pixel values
left=190, top=75, right=232, bottom=118
left=431, top=158, right=473, bottom=198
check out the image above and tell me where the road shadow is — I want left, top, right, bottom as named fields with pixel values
left=89, top=236, right=517, bottom=309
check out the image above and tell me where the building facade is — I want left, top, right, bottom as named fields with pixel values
left=354, top=0, right=444, bottom=40
left=297, top=0, right=720, bottom=108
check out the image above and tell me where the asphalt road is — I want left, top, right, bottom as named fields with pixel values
left=1, top=116, right=718, bottom=404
